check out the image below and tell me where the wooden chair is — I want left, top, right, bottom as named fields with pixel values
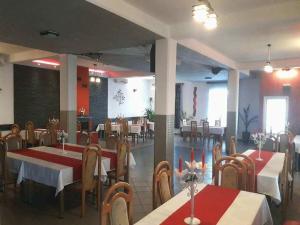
left=108, top=140, right=130, bottom=184
left=279, top=133, right=289, bottom=153
left=81, top=144, right=102, bottom=217
left=214, top=156, right=247, bottom=190
left=212, top=143, right=222, bottom=179
left=288, top=143, right=295, bottom=200
left=47, top=122, right=58, bottom=145
left=229, top=136, right=237, bottom=155
left=25, top=121, right=37, bottom=147
left=190, top=121, right=198, bottom=142
left=231, top=153, right=255, bottom=192
left=153, top=161, right=173, bottom=209
left=263, top=136, right=277, bottom=152
left=202, top=121, right=211, bottom=144
left=11, top=124, right=20, bottom=135
left=120, top=119, right=129, bottom=141
left=3, top=133, right=22, bottom=151
left=141, top=117, right=148, bottom=142
left=281, top=150, right=290, bottom=214
left=101, top=182, right=133, bottom=225
left=77, top=131, right=89, bottom=146
left=39, top=131, right=52, bottom=146
left=2, top=134, right=22, bottom=193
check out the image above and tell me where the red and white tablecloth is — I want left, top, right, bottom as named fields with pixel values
left=243, top=149, right=285, bottom=202
left=7, top=144, right=135, bottom=196
left=135, top=184, right=272, bottom=225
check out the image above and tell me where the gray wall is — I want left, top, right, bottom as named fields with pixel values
left=89, top=77, right=108, bottom=129
left=14, top=64, right=60, bottom=129
left=238, top=73, right=260, bottom=139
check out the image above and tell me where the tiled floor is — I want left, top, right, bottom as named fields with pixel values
left=0, top=135, right=299, bottom=225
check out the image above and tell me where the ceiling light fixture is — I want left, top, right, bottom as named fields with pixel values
left=264, top=44, right=273, bottom=73
left=32, top=59, right=60, bottom=67
left=276, top=68, right=298, bottom=79
left=193, top=0, right=217, bottom=30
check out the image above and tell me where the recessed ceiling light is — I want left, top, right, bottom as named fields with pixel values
left=40, top=30, right=59, bottom=38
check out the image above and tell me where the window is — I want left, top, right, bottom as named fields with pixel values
left=263, top=96, right=288, bottom=133
left=207, top=86, right=228, bottom=127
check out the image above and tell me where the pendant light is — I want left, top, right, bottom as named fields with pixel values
left=264, top=44, right=273, bottom=73
left=193, top=0, right=218, bottom=30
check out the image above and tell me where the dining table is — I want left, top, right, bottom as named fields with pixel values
left=242, top=149, right=285, bottom=203
left=0, top=128, right=47, bottom=140
left=6, top=143, right=136, bottom=217
left=181, top=125, right=225, bottom=136
left=135, top=183, right=273, bottom=225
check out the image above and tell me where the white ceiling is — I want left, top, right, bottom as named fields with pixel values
left=124, top=0, right=300, bottom=62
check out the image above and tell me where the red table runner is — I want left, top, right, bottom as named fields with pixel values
left=12, top=149, right=82, bottom=181
left=55, top=144, right=117, bottom=169
left=247, top=150, right=274, bottom=175
left=160, top=185, right=240, bottom=225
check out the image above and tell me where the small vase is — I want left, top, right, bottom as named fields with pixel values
left=256, top=144, right=263, bottom=161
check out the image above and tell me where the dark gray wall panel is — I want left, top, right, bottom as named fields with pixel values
left=14, top=64, right=60, bottom=129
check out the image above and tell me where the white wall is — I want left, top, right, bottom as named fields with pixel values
left=0, top=63, right=14, bottom=124
left=108, top=77, right=153, bottom=118
left=180, top=81, right=209, bottom=121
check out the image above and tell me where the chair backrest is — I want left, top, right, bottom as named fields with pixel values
left=39, top=131, right=52, bottom=146
left=215, top=119, right=221, bottom=127
left=101, top=182, right=133, bottom=225
left=77, top=121, right=82, bottom=131
left=116, top=141, right=130, bottom=180
left=214, top=156, right=247, bottom=190
left=25, top=121, right=36, bottom=145
left=212, top=143, right=222, bottom=166
left=82, top=144, right=101, bottom=191
left=47, top=122, right=58, bottom=145
left=4, top=134, right=22, bottom=151
left=279, top=133, right=289, bottom=153
left=120, top=119, right=129, bottom=141
left=153, top=161, right=172, bottom=209
left=229, top=136, right=237, bottom=155
left=231, top=153, right=255, bottom=192
left=105, top=119, right=112, bottom=136
left=11, top=124, right=20, bottom=135
left=77, top=131, right=89, bottom=146
left=191, top=121, right=197, bottom=133
left=263, top=137, right=277, bottom=152
left=281, top=150, right=289, bottom=211
left=202, top=121, right=209, bottom=136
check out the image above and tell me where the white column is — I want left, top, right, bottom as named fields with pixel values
left=226, top=69, right=239, bottom=152
left=59, top=54, right=77, bottom=143
left=0, top=63, right=14, bottom=125
left=154, top=38, right=177, bottom=167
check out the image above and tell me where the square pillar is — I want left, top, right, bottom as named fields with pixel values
left=226, top=69, right=239, bottom=153
left=60, top=54, right=77, bottom=143
left=154, top=39, right=177, bottom=168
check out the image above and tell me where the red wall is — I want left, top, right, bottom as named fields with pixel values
left=259, top=69, right=300, bottom=132
left=77, top=66, right=89, bottom=115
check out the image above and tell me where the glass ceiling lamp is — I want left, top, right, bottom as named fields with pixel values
left=192, top=0, right=218, bottom=30
left=264, top=44, right=273, bottom=73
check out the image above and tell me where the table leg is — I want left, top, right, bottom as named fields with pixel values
left=59, top=190, right=64, bottom=218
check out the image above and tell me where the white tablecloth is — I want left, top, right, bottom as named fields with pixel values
left=1, top=129, right=46, bottom=140
left=130, top=125, right=141, bottom=134
left=7, top=145, right=111, bottom=196
left=135, top=183, right=272, bottom=225
left=243, top=149, right=285, bottom=202
left=182, top=125, right=225, bottom=136
left=96, top=124, right=121, bottom=134
left=293, top=135, right=300, bottom=153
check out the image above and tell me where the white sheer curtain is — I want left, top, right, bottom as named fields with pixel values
left=207, top=85, right=228, bottom=127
